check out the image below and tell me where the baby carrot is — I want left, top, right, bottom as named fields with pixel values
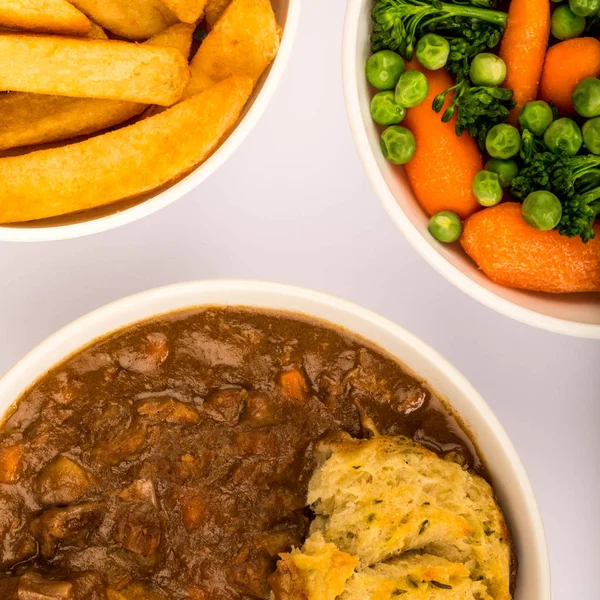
left=539, top=38, right=600, bottom=115
left=499, top=0, right=550, bottom=124
left=461, top=203, right=600, bottom=293
left=403, top=60, right=482, bottom=219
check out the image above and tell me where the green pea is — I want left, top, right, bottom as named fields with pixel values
left=551, top=4, right=586, bottom=39
left=572, top=77, right=600, bottom=118
left=569, top=0, right=600, bottom=16
left=522, top=191, right=563, bottom=231
left=428, top=211, right=462, bottom=243
left=485, top=124, right=521, bottom=159
left=395, top=71, right=429, bottom=108
left=518, top=101, right=554, bottom=136
left=472, top=171, right=503, bottom=207
left=582, top=117, right=600, bottom=154
left=485, top=158, right=519, bottom=188
left=370, top=91, right=407, bottom=125
left=380, top=126, right=416, bottom=164
left=366, top=50, right=405, bottom=90
left=543, top=117, right=583, bottom=155
left=415, top=34, right=450, bottom=71
left=469, top=53, right=507, bottom=87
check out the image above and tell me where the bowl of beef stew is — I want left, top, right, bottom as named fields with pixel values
left=0, top=281, right=549, bottom=599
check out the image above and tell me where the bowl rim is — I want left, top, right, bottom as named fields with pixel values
left=0, top=0, right=302, bottom=243
left=341, top=0, right=600, bottom=339
left=0, top=279, right=551, bottom=600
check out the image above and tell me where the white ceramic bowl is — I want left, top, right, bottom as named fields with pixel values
left=0, top=280, right=550, bottom=599
left=342, top=0, right=600, bottom=338
left=0, top=0, right=301, bottom=243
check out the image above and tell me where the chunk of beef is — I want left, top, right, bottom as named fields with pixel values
left=242, top=393, right=280, bottom=428
left=18, top=572, right=74, bottom=600
left=203, top=388, right=246, bottom=424
left=71, top=572, right=107, bottom=600
left=30, top=503, right=104, bottom=558
left=112, top=504, right=162, bottom=558
left=92, top=419, right=146, bottom=467
left=136, top=398, right=199, bottom=425
left=118, top=480, right=157, bottom=507
left=0, top=494, right=37, bottom=569
left=227, top=549, right=274, bottom=599
left=118, top=333, right=169, bottom=375
left=36, top=456, right=90, bottom=506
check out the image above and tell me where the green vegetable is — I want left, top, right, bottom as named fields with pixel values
left=380, top=125, right=417, bottom=164
left=486, top=158, right=519, bottom=187
left=583, top=117, right=600, bottom=154
left=572, top=77, right=600, bottom=118
left=395, top=70, right=429, bottom=107
left=518, top=101, right=554, bottom=136
left=428, top=211, right=462, bottom=243
left=371, top=91, right=407, bottom=125
left=469, top=53, right=507, bottom=86
left=543, top=118, right=583, bottom=156
left=551, top=4, right=586, bottom=39
left=569, top=0, right=600, bottom=17
left=486, top=124, right=521, bottom=159
left=511, top=139, right=600, bottom=241
left=416, top=34, right=450, bottom=70
left=472, top=170, right=503, bottom=206
left=371, top=0, right=513, bottom=149
left=522, top=191, right=563, bottom=230
left=366, top=50, right=405, bottom=90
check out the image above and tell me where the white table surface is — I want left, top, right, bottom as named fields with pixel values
left=0, top=1, right=598, bottom=597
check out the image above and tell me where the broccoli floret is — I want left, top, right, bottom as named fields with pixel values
left=510, top=147, right=600, bottom=242
left=371, top=0, right=512, bottom=148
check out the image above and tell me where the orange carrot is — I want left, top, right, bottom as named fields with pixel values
left=403, top=60, right=482, bottom=219
left=539, top=38, right=600, bottom=115
left=499, top=0, right=550, bottom=124
left=461, top=203, right=600, bottom=293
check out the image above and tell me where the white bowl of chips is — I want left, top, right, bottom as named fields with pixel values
left=0, top=0, right=301, bottom=242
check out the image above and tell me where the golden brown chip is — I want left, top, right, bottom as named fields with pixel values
left=67, top=0, right=178, bottom=40
left=0, top=34, right=191, bottom=106
left=86, top=20, right=107, bottom=39
left=0, top=0, right=91, bottom=35
left=186, top=0, right=280, bottom=96
left=204, top=0, right=232, bottom=28
left=161, top=0, right=208, bottom=23
left=0, top=75, right=254, bottom=223
left=0, top=24, right=194, bottom=152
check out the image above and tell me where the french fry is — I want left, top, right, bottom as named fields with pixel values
left=0, top=0, right=90, bottom=35
left=187, top=0, right=279, bottom=96
left=160, top=0, right=208, bottom=23
left=0, top=24, right=195, bottom=151
left=147, top=22, right=195, bottom=59
left=205, top=0, right=232, bottom=29
left=0, top=34, right=191, bottom=106
left=0, top=75, right=253, bottom=223
left=67, top=0, right=177, bottom=40
left=87, top=20, right=107, bottom=39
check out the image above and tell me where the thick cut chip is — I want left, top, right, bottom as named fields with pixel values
left=0, top=24, right=194, bottom=151
left=186, top=0, right=280, bottom=96
left=341, top=555, right=493, bottom=600
left=0, top=75, right=253, bottom=223
left=0, top=34, right=191, bottom=106
left=308, top=436, right=512, bottom=600
left=0, top=0, right=90, bottom=34
left=205, top=0, right=231, bottom=28
left=161, top=0, right=208, bottom=23
left=67, top=0, right=177, bottom=39
left=87, top=20, right=107, bottom=38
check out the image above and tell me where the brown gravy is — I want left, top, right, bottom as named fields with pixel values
left=0, top=308, right=490, bottom=599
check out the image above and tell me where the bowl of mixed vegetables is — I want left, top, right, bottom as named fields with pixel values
left=343, top=0, right=600, bottom=337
